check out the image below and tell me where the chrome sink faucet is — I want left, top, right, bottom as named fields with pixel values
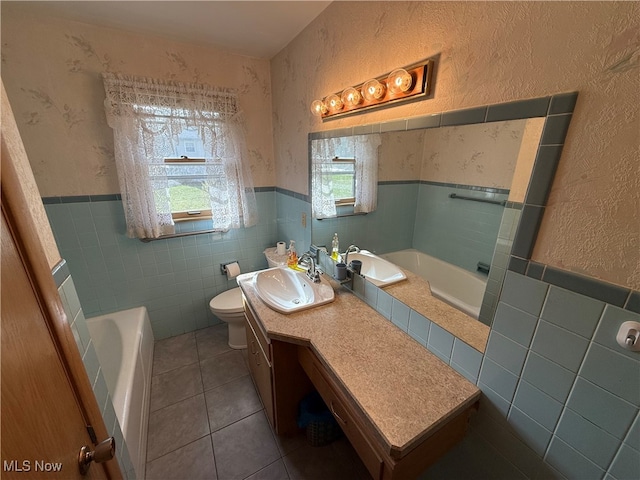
left=298, top=252, right=321, bottom=283
left=344, top=245, right=360, bottom=265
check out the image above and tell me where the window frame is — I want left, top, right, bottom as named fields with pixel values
left=330, top=156, right=356, bottom=206
left=163, top=157, right=213, bottom=221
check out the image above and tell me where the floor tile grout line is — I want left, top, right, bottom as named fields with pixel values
left=145, top=433, right=211, bottom=469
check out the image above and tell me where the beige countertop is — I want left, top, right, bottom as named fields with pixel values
left=237, top=269, right=481, bottom=458
left=383, top=271, right=490, bottom=353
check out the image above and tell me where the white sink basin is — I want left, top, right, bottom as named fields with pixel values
left=347, top=250, right=407, bottom=287
left=253, top=267, right=335, bottom=314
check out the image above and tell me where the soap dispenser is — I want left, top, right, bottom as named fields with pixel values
left=331, top=233, right=340, bottom=260
left=287, top=240, right=298, bottom=267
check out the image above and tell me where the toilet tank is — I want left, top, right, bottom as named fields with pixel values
left=264, top=247, right=288, bottom=268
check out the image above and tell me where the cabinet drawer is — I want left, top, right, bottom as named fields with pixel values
left=299, top=348, right=383, bottom=479
left=243, top=296, right=270, bottom=361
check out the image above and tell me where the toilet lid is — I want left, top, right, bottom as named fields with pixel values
left=209, top=287, right=244, bottom=314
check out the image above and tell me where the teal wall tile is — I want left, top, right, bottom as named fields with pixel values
left=507, top=406, right=552, bottom=456
left=609, top=444, right=640, bottom=480
left=427, top=322, right=454, bottom=361
left=555, top=408, right=620, bottom=468
left=541, top=286, right=605, bottom=338
left=47, top=193, right=278, bottom=340
left=92, top=369, right=110, bottom=412
left=521, top=352, right=575, bottom=403
left=513, top=380, right=563, bottom=432
left=580, top=343, right=640, bottom=405
left=546, top=437, right=605, bottom=480
left=626, top=415, right=640, bottom=451
left=478, top=386, right=511, bottom=418
left=485, top=331, right=528, bottom=375
left=492, top=302, right=538, bottom=347
left=408, top=310, right=430, bottom=344
left=375, top=289, right=393, bottom=320
left=501, top=272, right=548, bottom=316
left=530, top=320, right=589, bottom=372
left=364, top=279, right=378, bottom=308
left=413, top=183, right=506, bottom=273
left=450, top=339, right=483, bottom=383
left=473, top=411, right=542, bottom=478
left=567, top=377, right=636, bottom=440
left=479, top=358, right=519, bottom=403
left=390, top=298, right=410, bottom=331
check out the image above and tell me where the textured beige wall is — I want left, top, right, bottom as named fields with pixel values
left=420, top=120, right=527, bottom=189
left=2, top=81, right=61, bottom=268
left=271, top=1, right=639, bottom=290
left=1, top=3, right=275, bottom=195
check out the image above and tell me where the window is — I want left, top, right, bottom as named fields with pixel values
left=327, top=156, right=355, bottom=205
left=311, top=135, right=381, bottom=219
left=154, top=158, right=213, bottom=221
left=102, top=73, right=258, bottom=239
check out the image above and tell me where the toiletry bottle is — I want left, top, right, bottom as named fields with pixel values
left=331, top=233, right=340, bottom=260
left=287, top=240, right=297, bottom=267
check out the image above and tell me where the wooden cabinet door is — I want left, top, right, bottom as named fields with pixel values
left=245, top=317, right=275, bottom=428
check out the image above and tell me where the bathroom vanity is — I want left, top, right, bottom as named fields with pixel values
left=238, top=272, right=481, bottom=480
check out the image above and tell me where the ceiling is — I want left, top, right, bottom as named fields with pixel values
left=14, top=1, right=332, bottom=59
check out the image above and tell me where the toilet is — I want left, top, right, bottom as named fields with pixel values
left=208, top=247, right=288, bottom=349
left=209, top=288, right=246, bottom=349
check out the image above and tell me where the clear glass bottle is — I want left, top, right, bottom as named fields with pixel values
left=331, top=233, right=340, bottom=260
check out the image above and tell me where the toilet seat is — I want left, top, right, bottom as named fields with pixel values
left=209, top=287, right=244, bottom=315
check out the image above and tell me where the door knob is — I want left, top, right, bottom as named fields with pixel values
left=78, top=437, right=115, bottom=475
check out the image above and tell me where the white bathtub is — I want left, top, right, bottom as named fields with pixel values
left=381, top=249, right=487, bottom=319
left=86, top=307, right=154, bottom=479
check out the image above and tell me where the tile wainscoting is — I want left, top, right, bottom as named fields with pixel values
left=53, top=261, right=135, bottom=479
left=349, top=257, right=639, bottom=480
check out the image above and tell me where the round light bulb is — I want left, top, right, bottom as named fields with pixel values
left=341, top=87, right=362, bottom=107
left=310, top=99, right=327, bottom=116
left=387, top=69, right=413, bottom=94
left=326, top=94, right=343, bottom=113
left=362, top=79, right=385, bottom=101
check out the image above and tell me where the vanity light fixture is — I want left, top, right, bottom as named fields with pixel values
left=310, top=99, right=328, bottom=116
left=310, top=59, right=433, bottom=120
left=341, top=87, right=362, bottom=107
left=326, top=94, right=344, bottom=113
left=387, top=68, right=413, bottom=94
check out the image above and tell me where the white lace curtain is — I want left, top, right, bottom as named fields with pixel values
left=311, top=134, right=381, bottom=219
left=102, top=72, right=258, bottom=238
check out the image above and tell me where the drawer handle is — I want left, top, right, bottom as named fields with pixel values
left=255, top=351, right=261, bottom=366
left=330, top=401, right=347, bottom=426
left=250, top=340, right=257, bottom=355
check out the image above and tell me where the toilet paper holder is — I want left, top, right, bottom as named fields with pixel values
left=220, top=261, right=239, bottom=275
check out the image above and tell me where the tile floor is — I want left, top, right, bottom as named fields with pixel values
left=145, top=324, right=372, bottom=480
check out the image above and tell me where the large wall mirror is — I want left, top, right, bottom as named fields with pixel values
left=308, top=93, right=577, bottom=351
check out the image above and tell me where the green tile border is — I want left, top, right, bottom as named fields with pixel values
left=511, top=260, right=639, bottom=313
left=52, top=259, right=70, bottom=288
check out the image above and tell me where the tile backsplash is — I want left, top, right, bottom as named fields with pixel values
left=344, top=253, right=639, bottom=479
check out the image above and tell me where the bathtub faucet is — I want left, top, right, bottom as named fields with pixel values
left=344, top=245, right=360, bottom=265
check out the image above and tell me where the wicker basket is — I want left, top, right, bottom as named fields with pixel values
left=306, top=417, right=342, bottom=447
left=298, top=391, right=343, bottom=447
